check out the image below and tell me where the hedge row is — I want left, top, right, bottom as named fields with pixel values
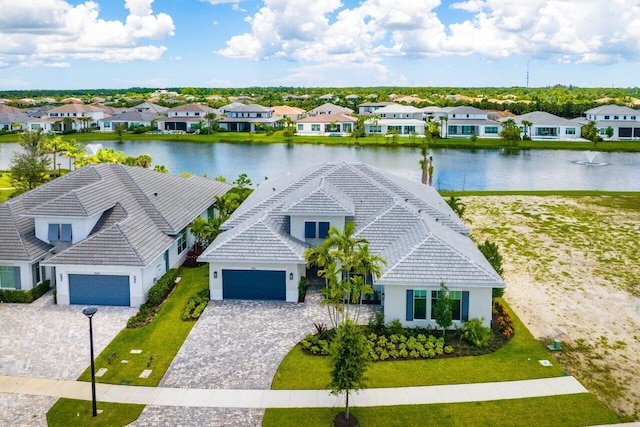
left=126, top=269, right=178, bottom=329
left=0, top=280, right=51, bottom=303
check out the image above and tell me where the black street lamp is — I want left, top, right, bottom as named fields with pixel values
left=57, top=163, right=61, bottom=177
left=82, top=306, right=98, bottom=417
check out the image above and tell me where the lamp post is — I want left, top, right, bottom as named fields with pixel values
left=57, top=162, right=61, bottom=177
left=82, top=306, right=98, bottom=417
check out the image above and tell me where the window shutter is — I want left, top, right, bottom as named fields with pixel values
left=48, top=224, right=58, bottom=241
left=406, top=290, right=414, bottom=321
left=318, top=222, right=330, bottom=238
left=461, top=291, right=470, bottom=321
left=304, top=222, right=316, bottom=238
left=14, top=266, right=21, bottom=290
left=60, top=224, right=72, bottom=242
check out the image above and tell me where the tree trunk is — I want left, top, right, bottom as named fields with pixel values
left=346, top=391, right=350, bottom=419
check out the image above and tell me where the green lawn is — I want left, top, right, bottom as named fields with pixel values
left=46, top=398, right=144, bottom=427
left=272, top=299, right=565, bottom=390
left=76, top=264, right=209, bottom=386
left=263, top=394, right=621, bottom=427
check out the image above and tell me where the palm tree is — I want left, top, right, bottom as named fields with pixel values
left=419, top=144, right=429, bottom=185
left=204, top=112, right=217, bottom=133
left=521, top=120, right=533, bottom=139
left=446, top=196, right=466, bottom=219
left=43, top=135, right=69, bottom=176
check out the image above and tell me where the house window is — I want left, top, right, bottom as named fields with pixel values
left=0, top=266, right=19, bottom=289
left=297, top=124, right=303, bottom=131
left=343, top=123, right=352, bottom=132
left=614, top=116, right=619, bottom=120
left=177, top=229, right=187, bottom=254
left=47, top=224, right=72, bottom=242
left=565, top=128, right=576, bottom=135
left=103, top=121, right=111, bottom=128
left=305, top=221, right=316, bottom=238
left=485, top=126, right=498, bottom=134
left=448, top=125, right=458, bottom=135
left=461, top=125, right=475, bottom=135
left=631, top=116, right=636, bottom=120
left=311, top=124, right=320, bottom=132
left=195, top=112, right=200, bottom=116
left=318, top=222, right=330, bottom=238
left=404, top=126, right=415, bottom=134
left=604, top=115, right=610, bottom=120
left=369, top=125, right=382, bottom=133
left=414, top=290, right=427, bottom=320
left=431, top=290, right=463, bottom=321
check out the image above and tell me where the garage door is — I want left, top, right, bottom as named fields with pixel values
left=69, top=274, right=130, bottom=306
left=222, top=269, right=286, bottom=301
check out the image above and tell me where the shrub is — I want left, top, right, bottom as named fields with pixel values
left=386, top=319, right=405, bottom=336
left=298, top=277, right=308, bottom=302
left=0, top=280, right=51, bottom=303
left=444, top=345, right=454, bottom=354
left=147, top=269, right=179, bottom=307
left=462, top=318, right=494, bottom=348
left=182, top=288, right=209, bottom=321
left=492, top=300, right=515, bottom=339
left=367, top=312, right=385, bottom=335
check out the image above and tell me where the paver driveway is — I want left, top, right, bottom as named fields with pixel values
left=0, top=291, right=136, bottom=426
left=130, top=286, right=381, bottom=426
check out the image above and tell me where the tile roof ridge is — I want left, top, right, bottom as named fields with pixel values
left=111, top=221, right=145, bottom=264
left=257, top=215, right=305, bottom=256
left=4, top=204, right=31, bottom=258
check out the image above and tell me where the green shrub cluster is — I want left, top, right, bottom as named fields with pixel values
left=461, top=318, right=494, bottom=348
left=0, top=280, right=51, bottom=303
left=182, top=289, right=209, bottom=321
left=368, top=334, right=451, bottom=361
left=126, top=269, right=178, bottom=329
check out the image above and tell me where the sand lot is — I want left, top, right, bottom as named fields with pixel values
left=463, top=195, right=640, bottom=418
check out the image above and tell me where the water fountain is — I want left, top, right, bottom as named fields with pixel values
left=85, top=143, right=103, bottom=155
left=574, top=151, right=608, bottom=166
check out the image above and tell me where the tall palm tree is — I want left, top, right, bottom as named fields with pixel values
left=419, top=144, right=429, bottom=185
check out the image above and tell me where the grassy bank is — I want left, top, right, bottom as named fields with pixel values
left=2, top=131, right=640, bottom=151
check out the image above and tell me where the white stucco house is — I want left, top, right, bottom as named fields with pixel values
left=364, top=104, right=426, bottom=136
left=580, top=105, right=640, bottom=139
left=0, top=164, right=231, bottom=307
left=158, top=104, right=218, bottom=132
left=507, top=111, right=582, bottom=140
left=218, top=103, right=279, bottom=132
left=26, top=104, right=106, bottom=133
left=439, top=106, right=502, bottom=138
left=198, top=162, right=504, bottom=328
left=295, top=113, right=357, bottom=136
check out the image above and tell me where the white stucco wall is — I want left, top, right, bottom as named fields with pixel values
left=383, top=285, right=493, bottom=329
left=34, top=212, right=103, bottom=244
left=208, top=261, right=303, bottom=302
left=289, top=215, right=345, bottom=243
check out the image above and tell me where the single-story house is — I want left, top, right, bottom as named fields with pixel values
left=0, top=112, right=31, bottom=131
left=99, top=110, right=159, bottom=132
left=507, top=111, right=582, bottom=140
left=198, top=162, right=504, bottom=328
left=295, top=113, right=357, bottom=136
left=0, top=164, right=231, bottom=307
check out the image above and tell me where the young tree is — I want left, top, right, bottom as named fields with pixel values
left=432, top=281, right=453, bottom=340
left=10, top=130, right=51, bottom=190
left=153, top=164, right=169, bottom=173
left=329, top=318, right=370, bottom=425
left=446, top=196, right=466, bottom=219
left=521, top=120, right=533, bottom=140
left=499, top=119, right=521, bottom=143
left=605, top=126, right=614, bottom=140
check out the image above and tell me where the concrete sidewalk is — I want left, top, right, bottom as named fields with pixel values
left=0, top=375, right=587, bottom=408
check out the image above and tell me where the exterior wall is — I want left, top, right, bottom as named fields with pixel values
left=449, top=112, right=488, bottom=120
left=53, top=264, right=142, bottom=307
left=139, top=251, right=168, bottom=305
left=289, top=215, right=346, bottom=244
left=208, top=261, right=302, bottom=302
left=0, top=261, right=32, bottom=291
left=530, top=125, right=581, bottom=139
left=295, top=122, right=353, bottom=136
left=168, top=110, right=206, bottom=118
left=34, top=213, right=103, bottom=245
left=365, top=120, right=426, bottom=136
left=383, top=284, right=493, bottom=329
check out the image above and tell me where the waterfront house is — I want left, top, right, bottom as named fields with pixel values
left=199, top=162, right=504, bottom=328
left=507, top=111, right=582, bottom=140
left=158, top=104, right=217, bottom=132
left=580, top=105, right=640, bottom=139
left=307, top=103, right=353, bottom=116
left=364, top=104, right=426, bottom=136
left=295, top=113, right=356, bottom=136
left=218, top=103, right=279, bottom=132
left=0, top=164, right=231, bottom=306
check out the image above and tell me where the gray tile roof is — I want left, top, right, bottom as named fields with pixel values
left=508, top=111, right=578, bottom=126
left=200, top=162, right=503, bottom=288
left=2, top=163, right=231, bottom=266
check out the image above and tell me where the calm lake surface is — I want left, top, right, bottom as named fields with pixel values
left=1, top=140, right=639, bottom=191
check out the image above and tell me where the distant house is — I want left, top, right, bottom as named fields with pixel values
left=0, top=111, right=31, bottom=131
left=99, top=110, right=159, bottom=132
left=439, top=106, right=502, bottom=138
left=307, top=103, right=353, bottom=116
left=0, top=164, right=231, bottom=307
left=364, top=104, right=425, bottom=136
left=25, top=104, right=106, bottom=133
left=271, top=105, right=306, bottom=121
left=218, top=103, right=279, bottom=132
left=198, top=162, right=504, bottom=329
left=295, top=113, right=356, bottom=136
left=580, top=105, right=640, bottom=139
left=507, top=111, right=582, bottom=140
left=358, top=101, right=395, bottom=115
left=158, top=104, right=217, bottom=132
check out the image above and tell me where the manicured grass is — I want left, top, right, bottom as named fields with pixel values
left=46, top=398, right=144, bottom=427
left=440, top=190, right=640, bottom=197
left=76, top=264, right=209, bottom=386
left=271, top=299, right=565, bottom=390
left=263, top=394, right=622, bottom=427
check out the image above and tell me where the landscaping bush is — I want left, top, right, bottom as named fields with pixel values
left=182, top=289, right=209, bottom=321
left=461, top=318, right=494, bottom=348
left=146, top=269, right=179, bottom=307
left=298, top=276, right=308, bottom=302
left=0, top=280, right=51, bottom=303
left=183, top=247, right=203, bottom=268
left=492, top=300, right=515, bottom=339
left=367, top=312, right=386, bottom=335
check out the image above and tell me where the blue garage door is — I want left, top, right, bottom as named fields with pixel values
left=69, top=274, right=130, bottom=306
left=222, top=269, right=286, bottom=301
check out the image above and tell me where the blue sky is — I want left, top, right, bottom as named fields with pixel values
left=1, top=0, right=639, bottom=90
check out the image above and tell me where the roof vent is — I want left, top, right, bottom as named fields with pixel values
left=153, top=192, right=158, bottom=197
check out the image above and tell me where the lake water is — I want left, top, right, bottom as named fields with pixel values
left=1, top=140, right=639, bottom=191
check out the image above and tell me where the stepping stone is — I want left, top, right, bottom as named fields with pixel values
left=139, top=369, right=152, bottom=378
left=96, top=368, right=108, bottom=377
left=538, top=359, right=553, bottom=367
left=121, top=360, right=129, bottom=364
left=130, top=349, right=143, bottom=354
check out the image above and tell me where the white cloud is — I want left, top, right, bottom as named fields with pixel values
left=0, top=0, right=174, bottom=67
left=200, top=0, right=240, bottom=4
left=216, top=0, right=640, bottom=66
